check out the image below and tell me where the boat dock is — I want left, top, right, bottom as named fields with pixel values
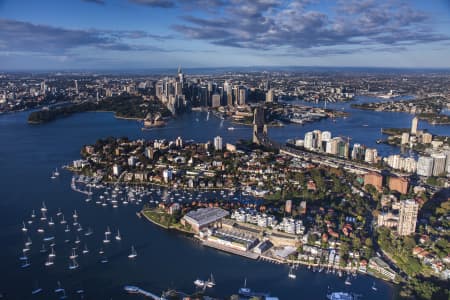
left=124, top=286, right=166, bottom=300
left=202, top=240, right=259, bottom=260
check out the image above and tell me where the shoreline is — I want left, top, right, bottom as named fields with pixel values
left=139, top=208, right=397, bottom=285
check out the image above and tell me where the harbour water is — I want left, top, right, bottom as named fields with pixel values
left=0, top=96, right=448, bottom=299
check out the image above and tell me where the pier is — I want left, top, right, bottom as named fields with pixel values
left=124, top=286, right=167, bottom=300
left=201, top=240, right=259, bottom=260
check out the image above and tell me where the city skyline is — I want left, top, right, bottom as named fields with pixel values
left=1, top=0, right=450, bottom=70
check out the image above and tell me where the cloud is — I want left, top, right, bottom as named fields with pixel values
left=128, top=0, right=175, bottom=8
left=0, top=18, right=173, bottom=54
left=170, top=0, right=449, bottom=55
left=81, top=0, right=105, bottom=4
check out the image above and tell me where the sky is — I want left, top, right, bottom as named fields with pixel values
left=0, top=0, right=450, bottom=70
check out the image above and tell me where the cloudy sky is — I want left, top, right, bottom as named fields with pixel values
left=0, top=0, right=449, bottom=70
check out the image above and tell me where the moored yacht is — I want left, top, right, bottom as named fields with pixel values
left=128, top=245, right=137, bottom=259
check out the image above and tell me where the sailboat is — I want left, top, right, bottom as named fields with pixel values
left=345, top=275, right=352, bottom=285
left=31, top=210, right=36, bottom=218
left=128, top=245, right=137, bottom=259
left=45, top=256, right=54, bottom=267
left=82, top=244, right=89, bottom=254
left=25, top=237, right=33, bottom=246
left=21, top=258, right=31, bottom=268
left=84, top=227, right=93, bottom=236
left=49, top=246, right=56, bottom=258
left=69, top=248, right=78, bottom=259
left=60, top=215, right=67, bottom=224
left=73, top=213, right=79, bottom=226
left=206, top=273, right=216, bottom=287
left=40, top=244, right=47, bottom=253
left=22, top=221, right=28, bottom=232
left=103, top=232, right=110, bottom=244
left=77, top=224, right=83, bottom=232
left=31, top=281, right=43, bottom=295
left=75, top=235, right=81, bottom=244
left=64, top=225, right=70, bottom=233
left=41, top=202, right=47, bottom=212
left=105, top=226, right=111, bottom=235
left=115, top=229, right=122, bottom=241
left=288, top=266, right=296, bottom=279
left=48, top=217, right=55, bottom=226
left=56, top=208, right=62, bottom=216
left=40, top=211, right=47, bottom=221
left=54, top=281, right=64, bottom=293
left=69, top=258, right=79, bottom=270
left=372, top=281, right=378, bottom=291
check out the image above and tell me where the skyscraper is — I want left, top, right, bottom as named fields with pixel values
left=398, top=199, right=419, bottom=236
left=265, top=89, right=274, bottom=103
left=214, top=136, right=223, bottom=151
left=411, top=116, right=418, bottom=135
left=239, top=88, right=246, bottom=106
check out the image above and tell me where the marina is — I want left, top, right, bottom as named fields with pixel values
left=0, top=105, right=421, bottom=299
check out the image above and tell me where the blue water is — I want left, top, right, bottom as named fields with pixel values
left=2, top=96, right=446, bottom=299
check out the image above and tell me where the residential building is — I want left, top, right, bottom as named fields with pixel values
left=398, top=199, right=419, bottom=236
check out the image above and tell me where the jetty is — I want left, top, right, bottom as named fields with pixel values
left=124, top=286, right=167, bottom=300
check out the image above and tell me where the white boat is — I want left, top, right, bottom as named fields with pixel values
left=31, top=287, right=43, bottom=295
left=344, top=276, right=352, bottom=285
left=194, top=279, right=205, bottom=288
left=43, top=236, right=55, bottom=242
left=77, top=224, right=83, bottom=232
left=69, top=248, right=78, bottom=259
left=21, top=258, right=31, bottom=268
left=288, top=266, right=296, bottom=279
left=115, top=229, right=122, bottom=241
left=40, top=244, right=47, bottom=253
left=49, top=246, right=56, bottom=258
left=84, top=227, right=93, bottom=236
left=25, top=237, right=32, bottom=246
left=74, top=236, right=81, bottom=244
left=64, top=225, right=70, bottom=232
left=48, top=217, right=54, bottom=226
left=45, top=256, right=54, bottom=267
left=82, top=244, right=89, bottom=254
left=40, top=211, right=47, bottom=221
left=103, top=232, right=110, bottom=244
left=56, top=208, right=62, bottom=216
left=372, top=281, right=378, bottom=291
left=22, top=221, right=28, bottom=232
left=41, top=202, right=47, bottom=212
left=228, top=127, right=236, bottom=131
left=327, top=292, right=354, bottom=300
left=128, top=245, right=137, bottom=259
left=54, top=281, right=64, bottom=293
left=69, top=258, right=79, bottom=270
left=31, top=210, right=36, bottom=218
left=105, top=226, right=111, bottom=235
left=37, top=228, right=44, bottom=233
left=60, top=215, right=66, bottom=224
left=206, top=274, right=216, bottom=287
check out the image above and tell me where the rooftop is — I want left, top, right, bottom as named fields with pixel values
left=183, top=207, right=229, bottom=227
